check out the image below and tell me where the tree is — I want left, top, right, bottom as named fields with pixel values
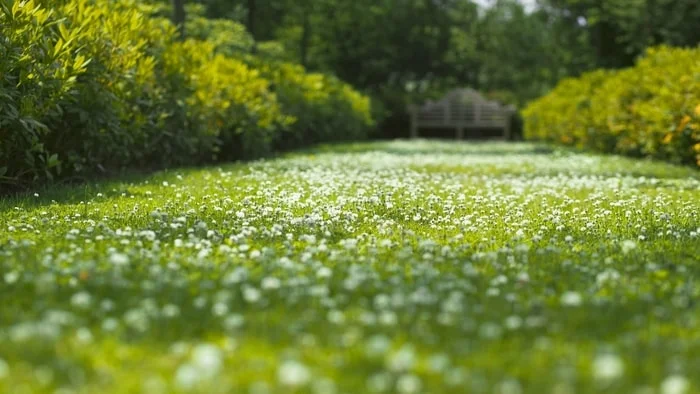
left=185, top=0, right=700, bottom=138
left=468, top=0, right=590, bottom=105
left=539, top=0, right=700, bottom=69
left=247, top=0, right=256, bottom=51
left=172, top=0, right=186, bottom=39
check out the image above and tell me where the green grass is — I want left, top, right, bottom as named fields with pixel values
left=1, top=140, right=699, bottom=394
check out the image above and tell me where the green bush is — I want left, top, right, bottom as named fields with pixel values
left=0, top=0, right=175, bottom=185
left=0, top=0, right=374, bottom=190
left=181, top=15, right=374, bottom=150
left=159, top=39, right=290, bottom=161
left=52, top=0, right=175, bottom=171
left=184, top=5, right=255, bottom=56
left=0, top=0, right=89, bottom=183
left=254, top=61, right=373, bottom=150
left=523, top=46, right=700, bottom=167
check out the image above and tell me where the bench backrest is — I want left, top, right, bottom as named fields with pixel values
left=409, top=88, right=514, bottom=127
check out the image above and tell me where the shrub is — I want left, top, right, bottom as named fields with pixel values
left=174, top=13, right=374, bottom=150
left=0, top=0, right=375, bottom=191
left=184, top=6, right=255, bottom=56
left=50, top=0, right=175, bottom=171
left=160, top=39, right=290, bottom=161
left=523, top=46, right=700, bottom=167
left=0, top=0, right=89, bottom=184
left=0, top=0, right=175, bottom=185
left=254, top=61, right=373, bottom=150
left=181, top=15, right=374, bottom=151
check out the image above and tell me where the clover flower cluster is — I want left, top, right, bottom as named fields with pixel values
left=0, top=141, right=698, bottom=393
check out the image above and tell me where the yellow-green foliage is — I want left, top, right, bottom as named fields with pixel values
left=521, top=70, right=610, bottom=146
left=252, top=61, right=374, bottom=149
left=53, top=0, right=175, bottom=169
left=0, top=0, right=177, bottom=183
left=523, top=46, right=700, bottom=167
left=174, top=13, right=373, bottom=150
left=162, top=39, right=291, bottom=159
left=0, top=0, right=91, bottom=181
left=184, top=6, right=255, bottom=56
left=0, top=0, right=374, bottom=189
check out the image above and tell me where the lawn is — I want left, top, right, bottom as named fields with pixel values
left=1, top=140, right=699, bottom=394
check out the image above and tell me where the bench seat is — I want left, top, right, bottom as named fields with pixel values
left=408, top=88, right=515, bottom=140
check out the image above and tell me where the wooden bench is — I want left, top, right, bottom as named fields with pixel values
left=408, top=88, right=515, bottom=140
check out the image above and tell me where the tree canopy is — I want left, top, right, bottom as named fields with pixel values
left=169, top=0, right=700, bottom=135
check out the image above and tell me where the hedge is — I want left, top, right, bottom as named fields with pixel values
left=0, top=0, right=374, bottom=190
left=523, top=46, right=700, bottom=167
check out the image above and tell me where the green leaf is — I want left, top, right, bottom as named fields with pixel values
left=54, top=38, right=64, bottom=58
left=58, top=23, right=69, bottom=40
left=74, top=54, right=92, bottom=70
left=47, top=153, right=60, bottom=168
left=11, top=0, right=20, bottom=18
left=0, top=2, right=12, bottom=19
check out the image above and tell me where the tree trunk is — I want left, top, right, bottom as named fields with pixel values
left=248, top=0, right=257, bottom=52
left=300, top=11, right=310, bottom=67
left=172, top=0, right=186, bottom=39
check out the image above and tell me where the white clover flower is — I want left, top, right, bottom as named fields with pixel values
left=70, top=292, right=92, bottom=309
left=162, top=304, right=181, bottom=318
left=139, top=230, right=156, bottom=241
left=74, top=327, right=93, bottom=344
left=316, top=267, right=332, bottom=278
left=396, top=374, right=422, bottom=394
left=191, top=343, right=223, bottom=377
left=3, top=271, right=19, bottom=284
left=367, top=373, right=392, bottom=393
left=592, top=353, right=624, bottom=381
left=102, top=318, right=119, bottom=332
left=174, top=363, right=199, bottom=390
left=427, top=353, right=450, bottom=373
left=124, top=309, right=149, bottom=332
left=109, top=252, right=129, bottom=266
left=243, top=287, right=262, bottom=303
left=223, top=314, right=245, bottom=330
left=661, top=375, right=689, bottom=394
left=277, top=360, right=311, bottom=387
left=560, top=291, right=583, bottom=307
left=496, top=379, right=523, bottom=394
left=365, top=335, right=391, bottom=357
left=327, top=310, right=345, bottom=324
left=261, top=277, right=281, bottom=290
left=386, top=345, right=416, bottom=372
left=504, top=315, right=523, bottom=330
left=486, top=287, right=500, bottom=297
left=596, top=269, right=621, bottom=286
left=621, top=239, right=637, bottom=254
left=516, top=272, right=530, bottom=283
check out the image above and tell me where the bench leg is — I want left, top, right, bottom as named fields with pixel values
left=410, top=123, right=418, bottom=139
left=409, top=112, right=419, bottom=139
left=456, top=127, right=464, bottom=140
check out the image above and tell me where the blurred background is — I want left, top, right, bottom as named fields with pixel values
left=2, top=0, right=699, bottom=191
left=172, top=0, right=700, bottom=138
